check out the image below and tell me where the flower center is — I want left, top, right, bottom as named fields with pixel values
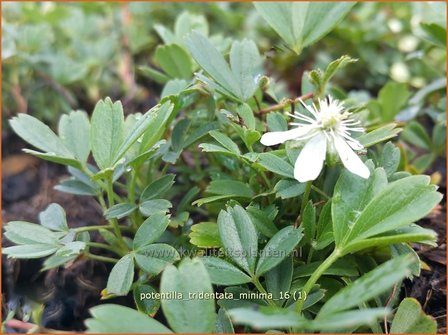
left=320, top=111, right=341, bottom=129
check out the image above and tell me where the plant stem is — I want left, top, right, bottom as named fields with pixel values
left=310, top=185, right=330, bottom=200
left=252, top=276, right=276, bottom=307
left=106, top=177, right=128, bottom=252
left=295, top=181, right=312, bottom=228
left=160, top=162, right=170, bottom=175
left=86, top=242, right=118, bottom=253
left=98, top=195, right=107, bottom=211
left=300, top=181, right=312, bottom=216
left=259, top=171, right=271, bottom=188
left=128, top=169, right=142, bottom=229
left=84, top=252, right=118, bottom=264
left=74, top=225, right=133, bottom=233
left=128, top=169, right=137, bottom=204
left=307, top=247, right=315, bottom=264
left=259, top=92, right=314, bottom=114
left=240, top=156, right=271, bottom=188
left=295, top=248, right=341, bottom=313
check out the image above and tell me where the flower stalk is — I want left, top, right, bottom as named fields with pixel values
left=295, top=248, right=341, bottom=314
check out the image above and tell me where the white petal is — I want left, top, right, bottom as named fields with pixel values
left=260, top=126, right=312, bottom=146
left=334, top=136, right=370, bottom=179
left=294, top=133, right=327, bottom=182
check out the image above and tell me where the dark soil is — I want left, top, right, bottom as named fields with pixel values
left=1, top=139, right=134, bottom=331
left=408, top=198, right=447, bottom=333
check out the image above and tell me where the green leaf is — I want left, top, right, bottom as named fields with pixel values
left=161, top=79, right=189, bottom=98
left=174, top=12, right=209, bottom=41
left=195, top=73, right=239, bottom=100
left=133, top=213, right=170, bottom=250
left=56, top=241, right=86, bottom=257
left=256, top=226, right=303, bottom=276
left=160, top=258, right=216, bottom=333
left=39, top=203, right=68, bottom=232
left=267, top=112, right=288, bottom=132
left=104, top=203, right=137, bottom=220
left=138, top=105, right=173, bottom=156
left=293, top=258, right=358, bottom=278
left=216, top=308, right=235, bottom=334
left=358, top=123, right=402, bottom=148
left=236, top=103, right=256, bottom=130
left=202, top=256, right=252, bottom=285
left=209, top=131, right=241, bottom=155
left=58, top=110, right=90, bottom=163
left=342, top=225, right=437, bottom=254
left=218, top=205, right=258, bottom=274
left=42, top=253, right=78, bottom=270
left=380, top=142, right=401, bottom=177
left=311, top=308, right=389, bottom=332
left=183, top=121, right=220, bottom=148
left=137, top=65, right=170, bottom=84
left=10, top=114, right=74, bottom=158
left=332, top=165, right=387, bottom=247
left=106, top=254, right=134, bottom=296
left=133, top=284, right=161, bottom=317
left=22, top=149, right=81, bottom=169
left=266, top=255, right=293, bottom=304
left=377, top=82, right=411, bottom=122
left=139, top=199, right=172, bottom=217
left=206, top=179, right=254, bottom=198
left=240, top=129, right=261, bottom=150
left=189, top=222, right=222, bottom=248
left=199, top=143, right=234, bottom=155
left=258, top=153, right=294, bottom=178
left=254, top=2, right=355, bottom=54
left=55, top=178, right=98, bottom=196
left=86, top=304, right=172, bottom=333
left=322, top=55, right=357, bottom=86
left=345, top=175, right=442, bottom=244
left=186, top=32, right=240, bottom=99
left=319, top=255, right=417, bottom=316
left=135, top=244, right=180, bottom=275
left=2, top=244, right=59, bottom=259
left=154, top=24, right=176, bottom=44
left=421, top=22, right=446, bottom=47
left=140, top=174, right=175, bottom=202
left=390, top=298, right=436, bottom=334
left=4, top=221, right=59, bottom=245
left=228, top=306, right=307, bottom=329
left=246, top=206, right=279, bottom=238
left=410, top=78, right=446, bottom=106
left=301, top=201, right=315, bottom=245
left=229, top=39, right=261, bottom=101
left=217, top=286, right=265, bottom=310
left=117, top=102, right=174, bottom=165
left=90, top=98, right=124, bottom=170
left=401, top=120, right=432, bottom=150
left=154, top=44, right=193, bottom=79
left=413, top=153, right=436, bottom=173
left=315, top=201, right=333, bottom=250
left=274, top=179, right=306, bottom=199
left=193, top=195, right=239, bottom=207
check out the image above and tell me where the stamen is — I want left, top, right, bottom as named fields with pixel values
left=298, top=98, right=319, bottom=118
left=342, top=120, right=361, bottom=125
left=346, top=127, right=364, bottom=132
left=290, top=122, right=308, bottom=127
left=288, top=112, right=315, bottom=123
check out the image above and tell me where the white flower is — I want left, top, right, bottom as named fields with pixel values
left=260, top=96, right=370, bottom=182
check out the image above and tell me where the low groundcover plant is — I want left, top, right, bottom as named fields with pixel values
left=2, top=2, right=445, bottom=334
